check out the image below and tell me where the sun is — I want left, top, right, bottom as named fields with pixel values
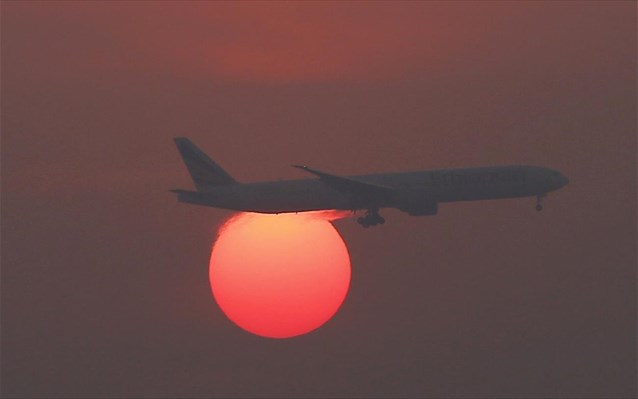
left=209, top=212, right=351, bottom=338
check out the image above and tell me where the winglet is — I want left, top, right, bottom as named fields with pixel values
left=292, top=164, right=311, bottom=172
left=291, top=164, right=332, bottom=179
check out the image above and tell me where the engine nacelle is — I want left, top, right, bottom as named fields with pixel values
left=398, top=201, right=438, bottom=216
left=393, top=190, right=438, bottom=216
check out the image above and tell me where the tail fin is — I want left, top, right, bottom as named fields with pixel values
left=174, top=137, right=237, bottom=191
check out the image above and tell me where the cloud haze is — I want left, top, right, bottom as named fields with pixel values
left=2, top=2, right=635, bottom=398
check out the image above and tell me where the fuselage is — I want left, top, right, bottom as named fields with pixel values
left=175, top=165, right=568, bottom=214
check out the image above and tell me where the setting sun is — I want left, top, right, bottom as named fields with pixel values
left=210, top=212, right=351, bottom=338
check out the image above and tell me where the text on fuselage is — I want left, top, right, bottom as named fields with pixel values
left=430, top=170, right=526, bottom=187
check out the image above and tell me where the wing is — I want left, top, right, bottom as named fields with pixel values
left=292, top=165, right=394, bottom=200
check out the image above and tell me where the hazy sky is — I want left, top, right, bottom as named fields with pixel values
left=2, top=2, right=636, bottom=398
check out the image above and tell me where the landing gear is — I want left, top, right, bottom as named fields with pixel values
left=536, top=194, right=545, bottom=211
left=357, top=209, right=385, bottom=228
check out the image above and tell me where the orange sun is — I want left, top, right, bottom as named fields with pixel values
left=209, top=212, right=351, bottom=338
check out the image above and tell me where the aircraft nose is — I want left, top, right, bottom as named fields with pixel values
left=548, top=170, right=568, bottom=189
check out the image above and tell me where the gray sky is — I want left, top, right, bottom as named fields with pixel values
left=2, top=2, right=636, bottom=397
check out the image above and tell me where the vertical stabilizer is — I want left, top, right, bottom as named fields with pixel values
left=174, top=137, right=237, bottom=191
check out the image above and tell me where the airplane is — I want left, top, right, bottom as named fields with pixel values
left=171, top=137, right=569, bottom=227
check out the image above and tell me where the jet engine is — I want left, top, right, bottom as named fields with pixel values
left=393, top=191, right=438, bottom=216
left=398, top=201, right=438, bottom=216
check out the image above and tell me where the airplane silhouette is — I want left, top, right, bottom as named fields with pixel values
left=172, top=138, right=568, bottom=227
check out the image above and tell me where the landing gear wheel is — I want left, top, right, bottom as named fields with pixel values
left=357, top=209, right=384, bottom=227
left=536, top=194, right=545, bottom=211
